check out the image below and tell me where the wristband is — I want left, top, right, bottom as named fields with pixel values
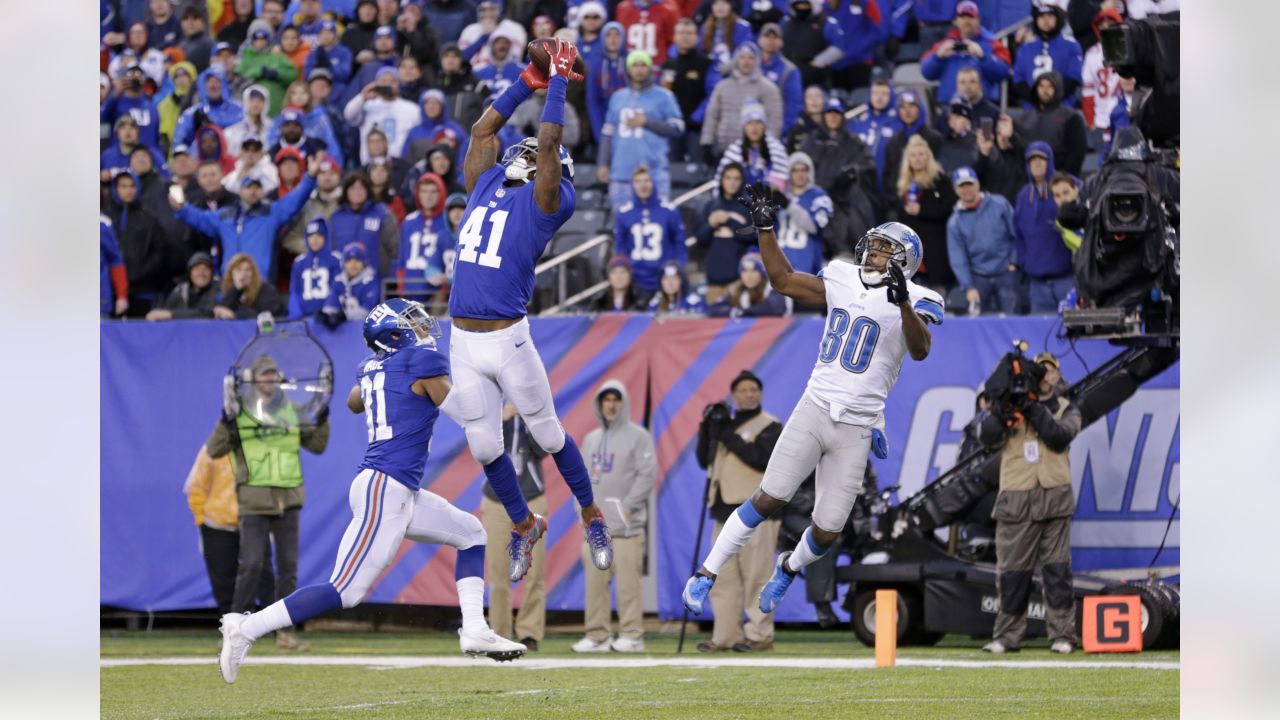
left=541, top=74, right=568, bottom=126
left=492, top=78, right=534, bottom=119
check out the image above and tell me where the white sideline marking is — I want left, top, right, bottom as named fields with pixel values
left=101, top=655, right=1178, bottom=671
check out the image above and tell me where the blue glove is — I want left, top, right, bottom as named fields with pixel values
left=871, top=428, right=889, bottom=459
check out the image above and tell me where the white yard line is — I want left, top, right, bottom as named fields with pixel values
left=101, top=655, right=1178, bottom=671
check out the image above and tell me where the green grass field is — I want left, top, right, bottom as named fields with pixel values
left=101, top=630, right=1178, bottom=719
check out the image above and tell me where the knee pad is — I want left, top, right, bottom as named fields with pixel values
left=526, top=414, right=565, bottom=454
left=464, top=425, right=503, bottom=465
left=459, top=512, right=486, bottom=549
left=338, top=585, right=366, bottom=609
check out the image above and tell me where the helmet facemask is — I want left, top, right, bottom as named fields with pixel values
left=502, top=139, right=539, bottom=183
left=855, top=232, right=907, bottom=287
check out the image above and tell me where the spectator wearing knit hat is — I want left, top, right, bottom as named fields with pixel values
left=716, top=101, right=789, bottom=190
left=178, top=2, right=215, bottom=72
left=701, top=42, right=782, bottom=156
left=288, top=218, right=344, bottom=319
left=148, top=252, right=221, bottom=320
left=402, top=89, right=470, bottom=167
left=268, top=106, right=334, bottom=163
left=937, top=100, right=978, bottom=174
left=304, top=19, right=355, bottom=101
left=598, top=49, right=684, bottom=205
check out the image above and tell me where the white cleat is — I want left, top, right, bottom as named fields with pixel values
left=218, top=612, right=255, bottom=684
left=570, top=636, right=613, bottom=653
left=610, top=636, right=646, bottom=653
left=459, top=628, right=527, bottom=662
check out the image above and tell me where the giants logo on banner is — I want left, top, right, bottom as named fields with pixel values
left=896, top=387, right=1179, bottom=568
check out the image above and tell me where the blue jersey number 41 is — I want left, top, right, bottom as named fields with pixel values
left=456, top=207, right=509, bottom=269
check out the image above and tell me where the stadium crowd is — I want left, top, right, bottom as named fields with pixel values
left=100, top=0, right=1172, bottom=322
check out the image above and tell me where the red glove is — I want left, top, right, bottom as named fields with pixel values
left=519, top=62, right=548, bottom=90
left=545, top=38, right=584, bottom=82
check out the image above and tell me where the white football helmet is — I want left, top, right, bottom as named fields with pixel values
left=501, top=137, right=575, bottom=182
left=855, top=221, right=924, bottom=286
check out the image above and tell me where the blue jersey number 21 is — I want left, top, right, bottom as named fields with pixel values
left=818, top=309, right=880, bottom=373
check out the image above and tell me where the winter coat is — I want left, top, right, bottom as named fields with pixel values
left=700, top=44, right=784, bottom=150
left=586, top=25, right=629, bottom=141
left=829, top=0, right=887, bottom=69
left=288, top=222, right=344, bottom=319
left=395, top=174, right=455, bottom=293
left=235, top=46, right=299, bottom=116
left=1013, top=142, right=1074, bottom=279
left=614, top=191, right=687, bottom=292
left=101, top=91, right=163, bottom=150
left=779, top=7, right=845, bottom=88
left=1011, top=6, right=1082, bottom=106
left=217, top=281, right=284, bottom=318
left=105, top=172, right=170, bottom=296
left=946, top=191, right=1017, bottom=290
left=328, top=199, right=399, bottom=277
left=717, top=134, right=790, bottom=190
left=100, top=217, right=128, bottom=314
left=401, top=108, right=469, bottom=168
left=162, top=278, right=219, bottom=318
left=757, top=51, right=803, bottom=133
left=800, top=125, right=879, bottom=256
left=888, top=170, right=958, bottom=287
left=279, top=185, right=343, bottom=256
left=176, top=174, right=317, bottom=279
left=661, top=48, right=714, bottom=131
left=697, top=188, right=754, bottom=285
left=707, top=280, right=790, bottom=317
left=304, top=41, right=355, bottom=100
left=1015, top=71, right=1088, bottom=176
left=173, top=71, right=246, bottom=148
left=439, top=66, right=484, bottom=131
left=580, top=379, right=658, bottom=538
left=974, top=129, right=1028, bottom=204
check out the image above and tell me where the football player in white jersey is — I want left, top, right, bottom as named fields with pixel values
left=683, top=183, right=944, bottom=618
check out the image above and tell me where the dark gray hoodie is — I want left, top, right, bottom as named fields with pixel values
left=580, top=379, right=657, bottom=538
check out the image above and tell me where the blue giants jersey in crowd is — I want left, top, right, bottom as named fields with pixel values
left=356, top=342, right=450, bottom=491
left=776, top=187, right=833, bottom=276
left=448, top=165, right=576, bottom=319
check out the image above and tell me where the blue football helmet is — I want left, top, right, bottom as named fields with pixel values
left=363, top=299, right=441, bottom=355
left=502, top=137, right=575, bottom=182
left=854, top=221, right=923, bottom=286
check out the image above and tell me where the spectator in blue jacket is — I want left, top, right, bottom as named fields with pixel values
left=614, top=166, right=688, bottom=293
left=848, top=78, right=902, bottom=197
left=320, top=243, right=381, bottom=326
left=587, top=21, right=628, bottom=142
left=755, top=23, right=802, bottom=134
left=328, top=171, right=400, bottom=277
left=1013, top=142, right=1074, bottom=313
left=173, top=158, right=320, bottom=280
left=827, top=0, right=887, bottom=91
left=288, top=217, right=344, bottom=318
left=304, top=19, right=355, bottom=101
left=1011, top=2, right=1082, bottom=108
left=701, top=0, right=756, bottom=74
left=946, top=166, right=1019, bottom=315
left=101, top=115, right=170, bottom=181
left=401, top=89, right=469, bottom=167
left=708, top=251, right=791, bottom=317
left=920, top=1, right=1012, bottom=105
left=775, top=151, right=831, bottom=278
left=598, top=50, right=685, bottom=206
left=423, top=0, right=478, bottom=47
left=173, top=71, right=246, bottom=148
left=913, top=0, right=959, bottom=52
left=101, top=216, right=130, bottom=317
left=101, top=65, right=163, bottom=151
left=648, top=260, right=708, bottom=315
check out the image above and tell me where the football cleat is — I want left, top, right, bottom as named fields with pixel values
left=757, top=552, right=798, bottom=614
left=585, top=516, right=613, bottom=571
left=682, top=574, right=714, bottom=615
left=507, top=513, right=548, bottom=584
left=218, top=612, right=255, bottom=684
left=459, top=628, right=527, bottom=662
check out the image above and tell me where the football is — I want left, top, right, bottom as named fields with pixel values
left=527, top=38, right=588, bottom=83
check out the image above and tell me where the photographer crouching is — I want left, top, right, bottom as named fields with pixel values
left=979, top=348, right=1082, bottom=654
left=694, top=370, right=782, bottom=653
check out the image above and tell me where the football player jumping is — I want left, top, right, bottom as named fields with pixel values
left=683, top=184, right=944, bottom=619
left=445, top=38, right=614, bottom=585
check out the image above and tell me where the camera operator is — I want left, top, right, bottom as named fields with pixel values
left=978, top=351, right=1081, bottom=654
left=1057, top=125, right=1179, bottom=311
left=694, top=370, right=782, bottom=653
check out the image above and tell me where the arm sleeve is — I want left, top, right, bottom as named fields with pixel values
left=176, top=205, right=222, bottom=237
left=700, top=87, right=721, bottom=146
left=343, top=94, right=365, bottom=126
left=614, top=212, right=631, bottom=257
left=205, top=420, right=234, bottom=459
left=597, top=132, right=614, bottom=170
left=1024, top=400, right=1082, bottom=454
left=781, top=68, right=802, bottom=132
left=919, top=43, right=944, bottom=80
left=720, top=420, right=781, bottom=472
left=271, top=174, right=317, bottom=225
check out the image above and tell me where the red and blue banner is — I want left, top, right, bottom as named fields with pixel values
left=101, top=316, right=1179, bottom=623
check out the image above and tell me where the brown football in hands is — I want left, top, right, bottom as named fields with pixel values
left=527, top=38, right=588, bottom=83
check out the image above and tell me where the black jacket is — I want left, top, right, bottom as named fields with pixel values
left=162, top=279, right=219, bottom=318
left=696, top=406, right=782, bottom=521
left=217, top=283, right=284, bottom=318
left=887, top=171, right=958, bottom=287
left=482, top=415, right=548, bottom=502
left=105, top=199, right=169, bottom=296
left=439, top=67, right=484, bottom=131
left=1016, top=71, right=1088, bottom=176
left=801, top=125, right=879, bottom=255
left=696, top=190, right=754, bottom=285
left=662, top=49, right=714, bottom=129
left=974, top=131, right=1028, bottom=204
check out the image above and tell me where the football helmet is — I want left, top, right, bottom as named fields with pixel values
left=363, top=298, right=441, bottom=355
left=854, top=221, right=923, bottom=286
left=501, top=137, right=575, bottom=182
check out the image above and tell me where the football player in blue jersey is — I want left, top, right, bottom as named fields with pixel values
left=448, top=37, right=615, bottom=585
left=218, top=299, right=526, bottom=684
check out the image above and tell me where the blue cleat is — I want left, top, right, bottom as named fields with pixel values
left=507, top=513, right=547, bottom=584
left=683, top=574, right=714, bottom=615
left=586, top=515, right=613, bottom=571
left=758, top=552, right=797, bottom=614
